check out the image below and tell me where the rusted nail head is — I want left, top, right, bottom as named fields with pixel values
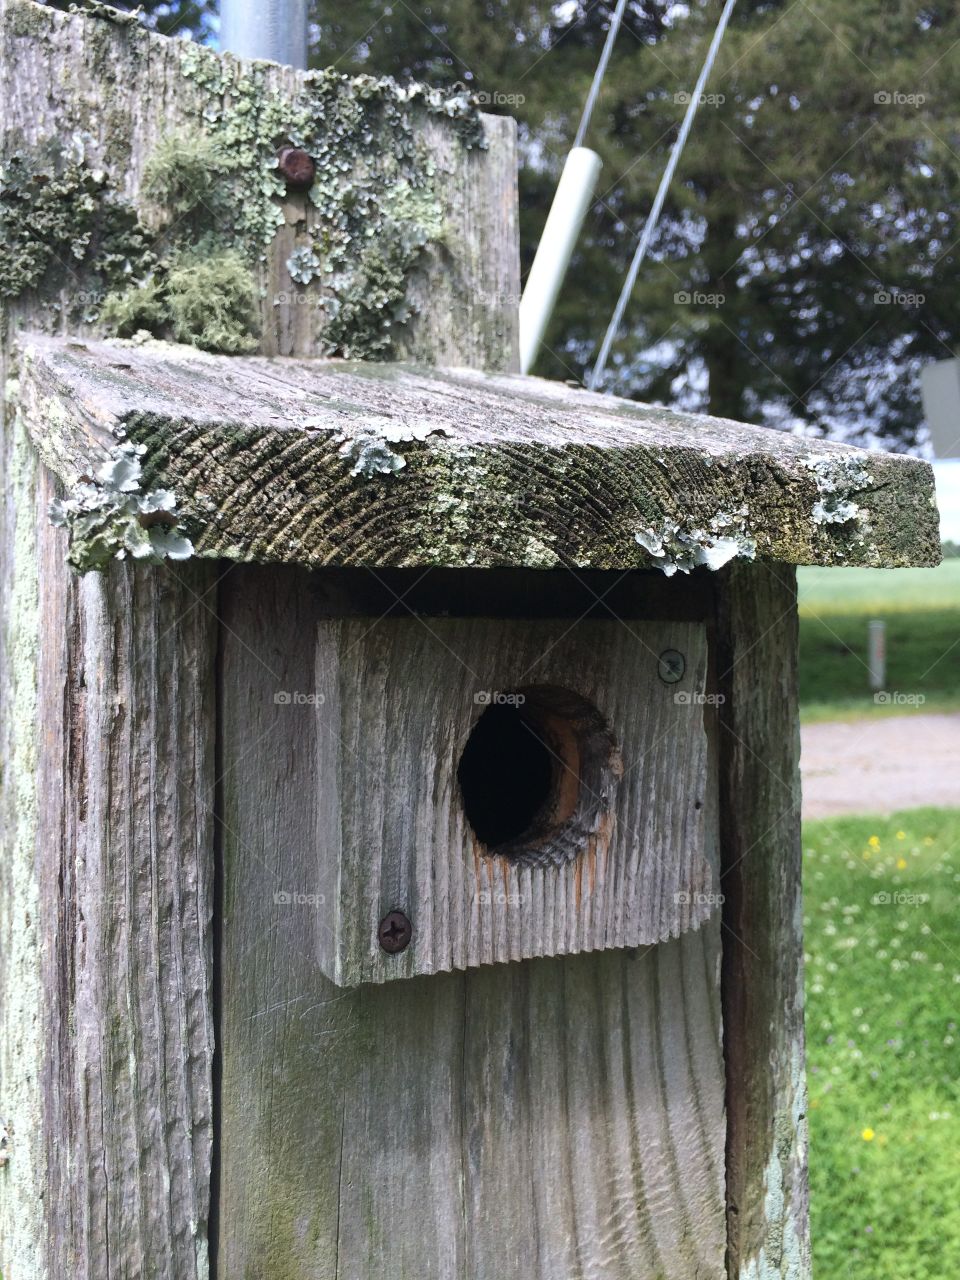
left=377, top=910, right=412, bottom=955
left=277, top=146, right=316, bottom=190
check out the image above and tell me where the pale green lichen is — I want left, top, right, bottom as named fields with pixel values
left=165, top=249, right=259, bottom=352
left=176, top=46, right=481, bottom=355
left=805, top=454, right=870, bottom=528
left=49, top=441, right=195, bottom=572
left=0, top=140, right=149, bottom=302
left=68, top=1, right=144, bottom=25
left=2, top=43, right=484, bottom=358
left=635, top=512, right=758, bottom=576
left=333, top=417, right=451, bottom=477
left=286, top=245, right=322, bottom=286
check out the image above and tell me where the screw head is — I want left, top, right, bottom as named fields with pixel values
left=277, top=146, right=316, bottom=191
left=377, top=910, right=412, bottom=955
left=658, top=649, right=686, bottom=684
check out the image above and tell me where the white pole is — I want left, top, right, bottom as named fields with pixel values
left=868, top=619, right=886, bottom=692
left=519, top=147, right=603, bottom=374
left=220, top=0, right=308, bottom=68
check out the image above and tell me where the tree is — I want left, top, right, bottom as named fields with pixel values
left=318, top=1, right=960, bottom=449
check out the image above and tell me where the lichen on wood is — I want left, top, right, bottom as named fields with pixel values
left=17, top=334, right=942, bottom=577
left=1, top=2, right=489, bottom=358
left=0, top=139, right=149, bottom=304
left=2, top=0, right=518, bottom=367
left=48, top=440, right=194, bottom=572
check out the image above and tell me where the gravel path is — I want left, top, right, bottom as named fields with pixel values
left=800, top=712, right=960, bottom=819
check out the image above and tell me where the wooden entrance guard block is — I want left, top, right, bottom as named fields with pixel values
left=0, top=5, right=941, bottom=1279
left=316, top=617, right=714, bottom=985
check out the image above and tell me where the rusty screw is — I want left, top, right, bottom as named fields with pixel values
left=277, top=146, right=316, bottom=191
left=377, top=910, right=412, bottom=955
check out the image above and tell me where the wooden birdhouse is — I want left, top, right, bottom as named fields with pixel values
left=0, top=5, right=941, bottom=1280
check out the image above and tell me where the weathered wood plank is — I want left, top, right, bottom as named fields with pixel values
left=0, top=383, right=47, bottom=1280
left=218, top=564, right=728, bottom=1279
left=1, top=346, right=219, bottom=1278
left=716, top=561, right=810, bottom=1280
left=34, top=545, right=219, bottom=1280
left=316, top=616, right=715, bottom=984
left=1, top=0, right=519, bottom=370
left=17, top=333, right=942, bottom=574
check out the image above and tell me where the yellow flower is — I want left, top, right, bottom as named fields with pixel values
left=862, top=1128, right=875, bottom=1141
left=897, top=858, right=907, bottom=870
left=896, top=831, right=906, bottom=840
left=868, top=836, right=881, bottom=849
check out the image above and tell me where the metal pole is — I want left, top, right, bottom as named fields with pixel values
left=220, top=0, right=308, bottom=68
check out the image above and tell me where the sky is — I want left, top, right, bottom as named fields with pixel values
left=932, top=461, right=960, bottom=542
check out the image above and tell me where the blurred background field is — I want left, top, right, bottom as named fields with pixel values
left=798, top=559, right=960, bottom=722
left=804, top=809, right=960, bottom=1280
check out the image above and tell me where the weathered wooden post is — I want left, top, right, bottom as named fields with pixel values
left=0, top=3, right=941, bottom=1278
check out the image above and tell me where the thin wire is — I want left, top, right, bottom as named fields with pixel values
left=574, top=0, right=630, bottom=149
left=589, top=0, right=738, bottom=391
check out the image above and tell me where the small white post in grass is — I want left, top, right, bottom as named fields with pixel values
left=868, top=619, right=886, bottom=692
left=519, top=146, right=603, bottom=374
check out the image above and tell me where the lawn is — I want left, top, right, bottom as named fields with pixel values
left=797, top=561, right=960, bottom=722
left=805, top=808, right=960, bottom=1279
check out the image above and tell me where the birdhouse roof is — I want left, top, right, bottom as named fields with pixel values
left=17, top=334, right=940, bottom=574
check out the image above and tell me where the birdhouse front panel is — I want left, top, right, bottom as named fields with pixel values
left=313, top=616, right=719, bottom=985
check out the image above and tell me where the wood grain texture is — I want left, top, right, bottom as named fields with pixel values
left=35, top=534, right=218, bottom=1278
left=315, top=617, right=716, bottom=985
left=716, top=562, right=810, bottom=1280
left=0, top=388, right=47, bottom=1280
left=1, top=0, right=519, bottom=370
left=0, top=332, right=219, bottom=1277
left=218, top=564, right=727, bottom=1280
left=18, top=333, right=941, bottom=573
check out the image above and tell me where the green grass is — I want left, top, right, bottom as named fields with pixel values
left=797, top=563, right=960, bottom=722
left=805, top=809, right=960, bottom=1279
left=798, top=561, right=960, bottom=615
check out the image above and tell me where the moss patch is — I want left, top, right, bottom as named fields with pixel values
left=0, top=24, right=486, bottom=360
left=102, top=247, right=259, bottom=353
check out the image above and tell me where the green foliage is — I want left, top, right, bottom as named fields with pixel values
left=804, top=809, right=960, bottom=1279
left=796, top=562, right=960, bottom=721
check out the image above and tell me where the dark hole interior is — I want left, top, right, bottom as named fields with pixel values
left=457, top=703, right=554, bottom=848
